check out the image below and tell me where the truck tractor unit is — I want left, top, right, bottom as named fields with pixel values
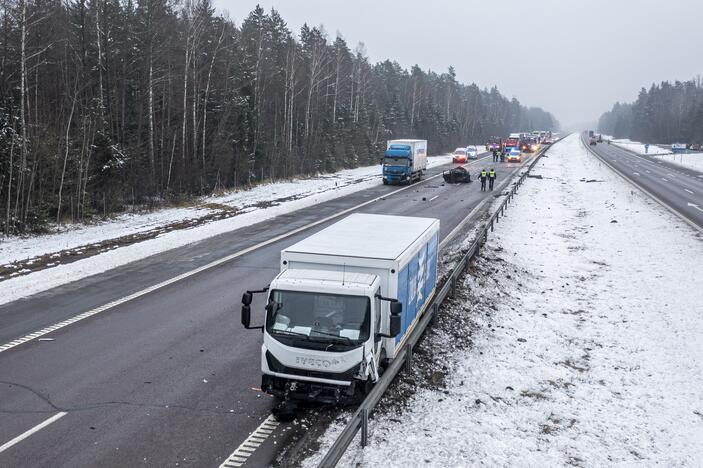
left=241, top=213, right=439, bottom=405
left=382, top=139, right=428, bottom=185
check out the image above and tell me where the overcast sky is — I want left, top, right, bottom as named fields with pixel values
left=215, top=0, right=703, bottom=129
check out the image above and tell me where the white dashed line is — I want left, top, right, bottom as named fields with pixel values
left=0, top=412, right=67, bottom=454
left=219, top=415, right=280, bottom=467
left=662, top=178, right=668, bottom=182
left=684, top=189, right=694, bottom=195
left=633, top=172, right=640, bottom=176
left=429, top=195, right=439, bottom=202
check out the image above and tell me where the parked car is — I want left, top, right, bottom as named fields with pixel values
left=506, top=147, right=522, bottom=162
left=452, top=147, right=467, bottom=163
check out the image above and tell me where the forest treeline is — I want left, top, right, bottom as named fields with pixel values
left=598, top=78, right=703, bottom=144
left=0, top=1, right=557, bottom=234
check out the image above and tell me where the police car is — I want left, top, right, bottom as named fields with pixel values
left=506, top=147, right=522, bottom=162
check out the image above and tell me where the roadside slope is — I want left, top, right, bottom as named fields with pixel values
left=307, top=133, right=703, bottom=466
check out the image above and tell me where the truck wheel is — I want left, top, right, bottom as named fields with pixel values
left=383, top=179, right=388, bottom=185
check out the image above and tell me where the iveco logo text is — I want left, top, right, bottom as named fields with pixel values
left=296, top=357, right=341, bottom=368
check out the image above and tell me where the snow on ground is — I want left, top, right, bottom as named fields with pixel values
left=654, top=152, right=703, bottom=173
left=0, top=155, right=452, bottom=305
left=609, top=137, right=670, bottom=155
left=0, top=156, right=450, bottom=265
left=304, top=134, right=703, bottom=467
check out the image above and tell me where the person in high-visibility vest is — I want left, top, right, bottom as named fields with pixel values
left=479, top=169, right=487, bottom=191
left=488, top=168, right=496, bottom=190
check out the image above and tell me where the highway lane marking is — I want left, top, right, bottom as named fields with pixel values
left=667, top=173, right=676, bottom=178
left=688, top=203, right=703, bottom=212
left=685, top=189, right=694, bottom=195
left=646, top=170, right=651, bottom=173
left=0, top=154, right=495, bottom=355
left=429, top=195, right=439, bottom=202
left=633, top=172, right=640, bottom=176
left=0, top=412, right=67, bottom=454
left=219, top=415, right=280, bottom=467
left=662, top=178, right=668, bottom=182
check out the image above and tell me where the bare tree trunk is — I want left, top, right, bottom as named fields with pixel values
left=57, top=84, right=78, bottom=223
left=4, top=135, right=15, bottom=235
left=201, top=25, right=224, bottom=184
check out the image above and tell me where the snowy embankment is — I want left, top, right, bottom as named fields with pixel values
left=654, top=152, right=703, bottom=172
left=609, top=137, right=670, bottom=155
left=604, top=135, right=703, bottom=173
left=0, top=156, right=451, bottom=305
left=305, top=134, right=703, bottom=466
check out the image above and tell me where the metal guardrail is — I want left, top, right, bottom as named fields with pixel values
left=316, top=141, right=555, bottom=468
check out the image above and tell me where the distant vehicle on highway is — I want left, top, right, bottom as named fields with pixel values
left=589, top=136, right=598, bottom=145
left=382, top=139, right=428, bottom=185
left=505, top=136, right=520, bottom=150
left=466, top=145, right=479, bottom=159
left=486, top=136, right=503, bottom=152
left=506, top=147, right=522, bottom=162
left=452, top=147, right=468, bottom=163
left=521, top=137, right=539, bottom=153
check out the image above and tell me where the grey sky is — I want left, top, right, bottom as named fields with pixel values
left=215, top=0, right=703, bottom=129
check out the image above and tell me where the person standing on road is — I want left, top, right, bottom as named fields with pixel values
left=492, top=149, right=498, bottom=162
left=488, top=168, right=496, bottom=190
left=479, top=169, right=487, bottom=191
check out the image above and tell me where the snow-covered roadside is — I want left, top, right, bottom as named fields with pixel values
left=1, top=156, right=452, bottom=265
left=0, top=155, right=453, bottom=305
left=608, top=137, right=670, bottom=155
left=304, top=134, right=703, bottom=466
left=654, top=152, right=703, bottom=172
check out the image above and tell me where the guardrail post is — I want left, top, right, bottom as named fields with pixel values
left=405, top=343, right=413, bottom=372
left=360, top=408, right=369, bottom=447
left=450, top=275, right=456, bottom=298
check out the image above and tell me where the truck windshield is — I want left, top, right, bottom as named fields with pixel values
left=383, top=157, right=410, bottom=167
left=267, top=290, right=370, bottom=344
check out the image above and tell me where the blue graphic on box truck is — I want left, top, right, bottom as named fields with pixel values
left=243, top=213, right=439, bottom=404
left=395, top=232, right=438, bottom=342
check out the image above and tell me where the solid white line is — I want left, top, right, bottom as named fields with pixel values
left=1, top=155, right=494, bottom=354
left=0, top=412, right=67, bottom=454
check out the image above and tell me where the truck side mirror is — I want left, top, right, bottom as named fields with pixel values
left=241, top=292, right=253, bottom=306
left=389, top=314, right=401, bottom=337
left=241, top=304, right=251, bottom=328
left=390, top=302, right=402, bottom=316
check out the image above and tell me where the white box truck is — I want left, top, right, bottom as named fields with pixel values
left=241, top=213, right=439, bottom=404
left=382, top=139, right=428, bottom=185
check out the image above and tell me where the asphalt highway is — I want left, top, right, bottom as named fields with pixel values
left=0, top=150, right=538, bottom=467
left=585, top=136, right=703, bottom=230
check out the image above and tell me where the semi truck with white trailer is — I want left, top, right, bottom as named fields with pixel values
left=382, top=139, right=428, bottom=185
left=241, top=213, right=439, bottom=405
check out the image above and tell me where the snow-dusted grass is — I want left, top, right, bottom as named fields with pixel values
left=0, top=155, right=452, bottom=305
left=305, top=134, right=703, bottom=466
left=610, top=137, right=670, bottom=155
left=654, top=152, right=703, bottom=172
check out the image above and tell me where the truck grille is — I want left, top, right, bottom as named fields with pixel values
left=265, top=351, right=357, bottom=381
